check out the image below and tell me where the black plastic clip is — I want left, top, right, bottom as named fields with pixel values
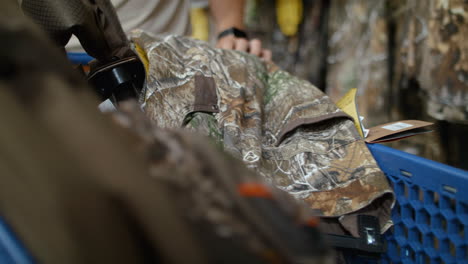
left=325, top=215, right=386, bottom=254
left=88, top=56, right=145, bottom=103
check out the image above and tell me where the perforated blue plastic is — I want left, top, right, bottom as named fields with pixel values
left=368, top=143, right=468, bottom=264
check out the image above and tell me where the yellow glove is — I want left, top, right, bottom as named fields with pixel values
left=190, top=7, right=209, bottom=41
left=276, top=0, right=303, bottom=37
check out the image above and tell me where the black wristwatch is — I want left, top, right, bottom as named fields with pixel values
left=217, top=27, right=248, bottom=40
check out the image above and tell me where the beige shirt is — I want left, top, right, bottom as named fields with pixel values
left=67, top=0, right=191, bottom=52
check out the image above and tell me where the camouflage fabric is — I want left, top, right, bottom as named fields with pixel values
left=394, top=0, right=468, bottom=124
left=423, top=0, right=468, bottom=123
left=131, top=31, right=395, bottom=235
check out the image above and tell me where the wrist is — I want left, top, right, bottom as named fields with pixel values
left=216, top=17, right=245, bottom=35
left=217, top=27, right=248, bottom=40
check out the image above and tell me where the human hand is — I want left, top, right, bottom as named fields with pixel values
left=216, top=35, right=272, bottom=62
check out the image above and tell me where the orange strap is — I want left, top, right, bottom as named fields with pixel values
left=238, top=183, right=273, bottom=199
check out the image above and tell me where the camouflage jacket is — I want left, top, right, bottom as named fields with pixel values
left=131, top=32, right=395, bottom=235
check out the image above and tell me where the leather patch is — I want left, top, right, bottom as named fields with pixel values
left=194, top=75, right=219, bottom=113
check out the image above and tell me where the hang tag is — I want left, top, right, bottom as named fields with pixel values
left=336, top=89, right=434, bottom=143
left=365, top=120, right=434, bottom=143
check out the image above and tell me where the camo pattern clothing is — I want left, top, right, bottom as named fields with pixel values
left=131, top=31, right=395, bottom=235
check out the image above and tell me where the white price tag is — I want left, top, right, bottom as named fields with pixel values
left=381, top=122, right=413, bottom=131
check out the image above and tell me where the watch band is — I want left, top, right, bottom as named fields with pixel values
left=217, top=27, right=248, bottom=40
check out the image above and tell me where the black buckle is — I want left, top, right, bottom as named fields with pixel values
left=326, top=215, right=385, bottom=254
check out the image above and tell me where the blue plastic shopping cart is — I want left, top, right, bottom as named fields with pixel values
left=367, top=144, right=468, bottom=264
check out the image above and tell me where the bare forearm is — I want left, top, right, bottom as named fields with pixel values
left=209, top=0, right=246, bottom=33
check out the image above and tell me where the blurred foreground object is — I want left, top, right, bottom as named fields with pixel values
left=0, top=1, right=333, bottom=263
